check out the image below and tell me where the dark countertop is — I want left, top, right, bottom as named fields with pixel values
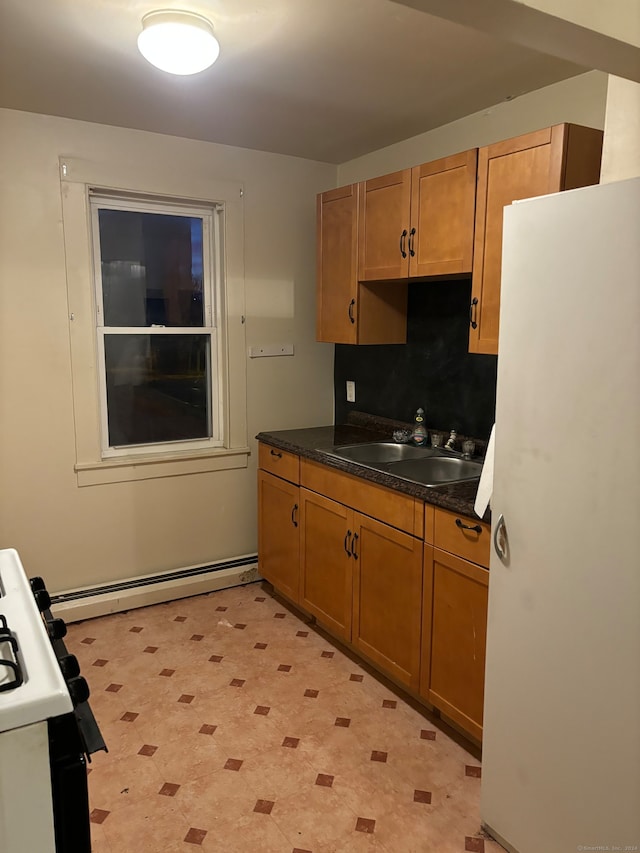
left=256, top=418, right=490, bottom=523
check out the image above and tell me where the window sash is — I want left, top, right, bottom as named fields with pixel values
left=90, top=195, right=217, bottom=330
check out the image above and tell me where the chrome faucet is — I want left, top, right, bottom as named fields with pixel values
left=444, top=429, right=457, bottom=451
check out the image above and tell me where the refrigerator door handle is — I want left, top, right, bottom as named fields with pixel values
left=493, top=513, right=507, bottom=561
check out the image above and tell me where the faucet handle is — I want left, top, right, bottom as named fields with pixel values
left=445, top=429, right=457, bottom=450
left=461, top=439, right=475, bottom=460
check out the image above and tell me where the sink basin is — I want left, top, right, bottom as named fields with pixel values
left=324, top=442, right=438, bottom=465
left=317, top=441, right=483, bottom=487
left=388, top=456, right=483, bottom=486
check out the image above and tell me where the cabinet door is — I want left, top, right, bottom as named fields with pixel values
left=300, top=488, right=353, bottom=642
left=469, top=123, right=602, bottom=355
left=257, top=470, right=301, bottom=603
left=316, top=185, right=358, bottom=344
left=423, top=547, right=488, bottom=742
left=358, top=170, right=412, bottom=281
left=352, top=514, right=423, bottom=690
left=409, top=149, right=477, bottom=278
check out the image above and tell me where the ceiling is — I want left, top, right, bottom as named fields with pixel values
left=0, top=0, right=588, bottom=164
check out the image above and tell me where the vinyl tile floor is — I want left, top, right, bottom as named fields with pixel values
left=66, top=581, right=505, bottom=853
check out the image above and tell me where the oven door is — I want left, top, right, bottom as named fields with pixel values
left=49, top=713, right=92, bottom=853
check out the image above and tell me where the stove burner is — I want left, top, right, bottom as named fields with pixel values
left=0, top=614, right=24, bottom=692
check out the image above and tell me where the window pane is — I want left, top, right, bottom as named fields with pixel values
left=104, top=334, right=211, bottom=447
left=98, top=210, right=204, bottom=327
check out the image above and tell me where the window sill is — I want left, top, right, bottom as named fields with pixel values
left=75, top=446, right=251, bottom=486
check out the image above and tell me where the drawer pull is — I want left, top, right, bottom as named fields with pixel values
left=455, top=518, right=482, bottom=534
left=270, top=449, right=282, bottom=458
left=291, top=504, right=299, bottom=528
left=344, top=530, right=352, bottom=557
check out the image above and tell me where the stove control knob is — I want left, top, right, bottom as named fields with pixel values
left=30, top=576, right=46, bottom=593
left=33, top=588, right=51, bottom=612
left=58, top=654, right=80, bottom=679
left=67, top=676, right=90, bottom=707
left=46, top=617, right=67, bottom=641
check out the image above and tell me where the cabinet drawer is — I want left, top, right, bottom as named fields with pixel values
left=258, top=443, right=300, bottom=484
left=434, top=508, right=490, bottom=568
left=300, top=459, right=422, bottom=537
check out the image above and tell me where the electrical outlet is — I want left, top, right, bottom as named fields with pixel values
left=346, top=380, right=356, bottom=403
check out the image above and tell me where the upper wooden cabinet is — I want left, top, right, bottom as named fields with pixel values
left=316, top=183, right=407, bottom=345
left=358, top=149, right=478, bottom=282
left=469, top=123, right=603, bottom=355
left=316, top=184, right=359, bottom=344
left=358, top=169, right=412, bottom=281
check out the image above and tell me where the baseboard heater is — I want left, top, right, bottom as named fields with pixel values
left=51, top=554, right=260, bottom=623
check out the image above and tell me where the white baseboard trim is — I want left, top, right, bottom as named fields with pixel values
left=51, top=556, right=261, bottom=623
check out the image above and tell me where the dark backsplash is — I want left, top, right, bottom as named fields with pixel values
left=334, top=279, right=497, bottom=441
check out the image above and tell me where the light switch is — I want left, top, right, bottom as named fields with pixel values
left=346, top=380, right=356, bottom=403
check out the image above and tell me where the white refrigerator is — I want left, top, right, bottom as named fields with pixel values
left=481, top=177, right=640, bottom=853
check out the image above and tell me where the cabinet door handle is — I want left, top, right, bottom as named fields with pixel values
left=351, top=532, right=359, bottom=560
left=291, top=504, right=298, bottom=528
left=455, top=518, right=482, bottom=534
left=469, top=297, right=478, bottom=330
left=409, top=227, right=416, bottom=257
left=348, top=298, right=356, bottom=324
left=400, top=229, right=408, bottom=258
left=344, top=530, right=352, bottom=557
left=270, top=449, right=282, bottom=458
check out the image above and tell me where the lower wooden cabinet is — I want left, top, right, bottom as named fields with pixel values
left=258, top=442, right=490, bottom=743
left=420, top=545, right=489, bottom=742
left=299, top=488, right=353, bottom=641
left=257, top=470, right=300, bottom=604
left=299, top=488, right=424, bottom=676
left=352, top=515, right=423, bottom=690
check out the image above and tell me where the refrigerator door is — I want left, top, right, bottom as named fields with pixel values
left=481, top=178, right=640, bottom=853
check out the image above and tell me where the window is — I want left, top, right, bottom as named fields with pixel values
left=90, top=195, right=223, bottom=458
left=60, top=156, right=247, bottom=486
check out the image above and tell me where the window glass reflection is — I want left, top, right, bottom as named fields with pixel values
left=104, top=334, right=210, bottom=446
left=98, top=210, right=204, bottom=327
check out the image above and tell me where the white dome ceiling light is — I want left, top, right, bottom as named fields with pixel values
left=137, top=10, right=220, bottom=75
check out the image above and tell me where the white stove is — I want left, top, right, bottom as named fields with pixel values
left=0, top=548, right=105, bottom=853
left=0, top=549, right=73, bottom=729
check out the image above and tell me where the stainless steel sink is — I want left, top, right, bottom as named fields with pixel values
left=317, top=441, right=483, bottom=487
left=323, top=442, right=439, bottom=465
left=387, top=456, right=483, bottom=486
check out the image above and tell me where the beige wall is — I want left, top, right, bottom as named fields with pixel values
left=601, top=78, right=640, bottom=182
left=0, top=109, right=335, bottom=593
left=337, top=71, right=608, bottom=184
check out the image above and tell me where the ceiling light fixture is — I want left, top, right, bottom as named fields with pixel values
left=137, top=10, right=220, bottom=76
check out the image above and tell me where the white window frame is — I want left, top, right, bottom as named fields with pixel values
left=90, top=194, right=224, bottom=458
left=59, top=156, right=249, bottom=487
